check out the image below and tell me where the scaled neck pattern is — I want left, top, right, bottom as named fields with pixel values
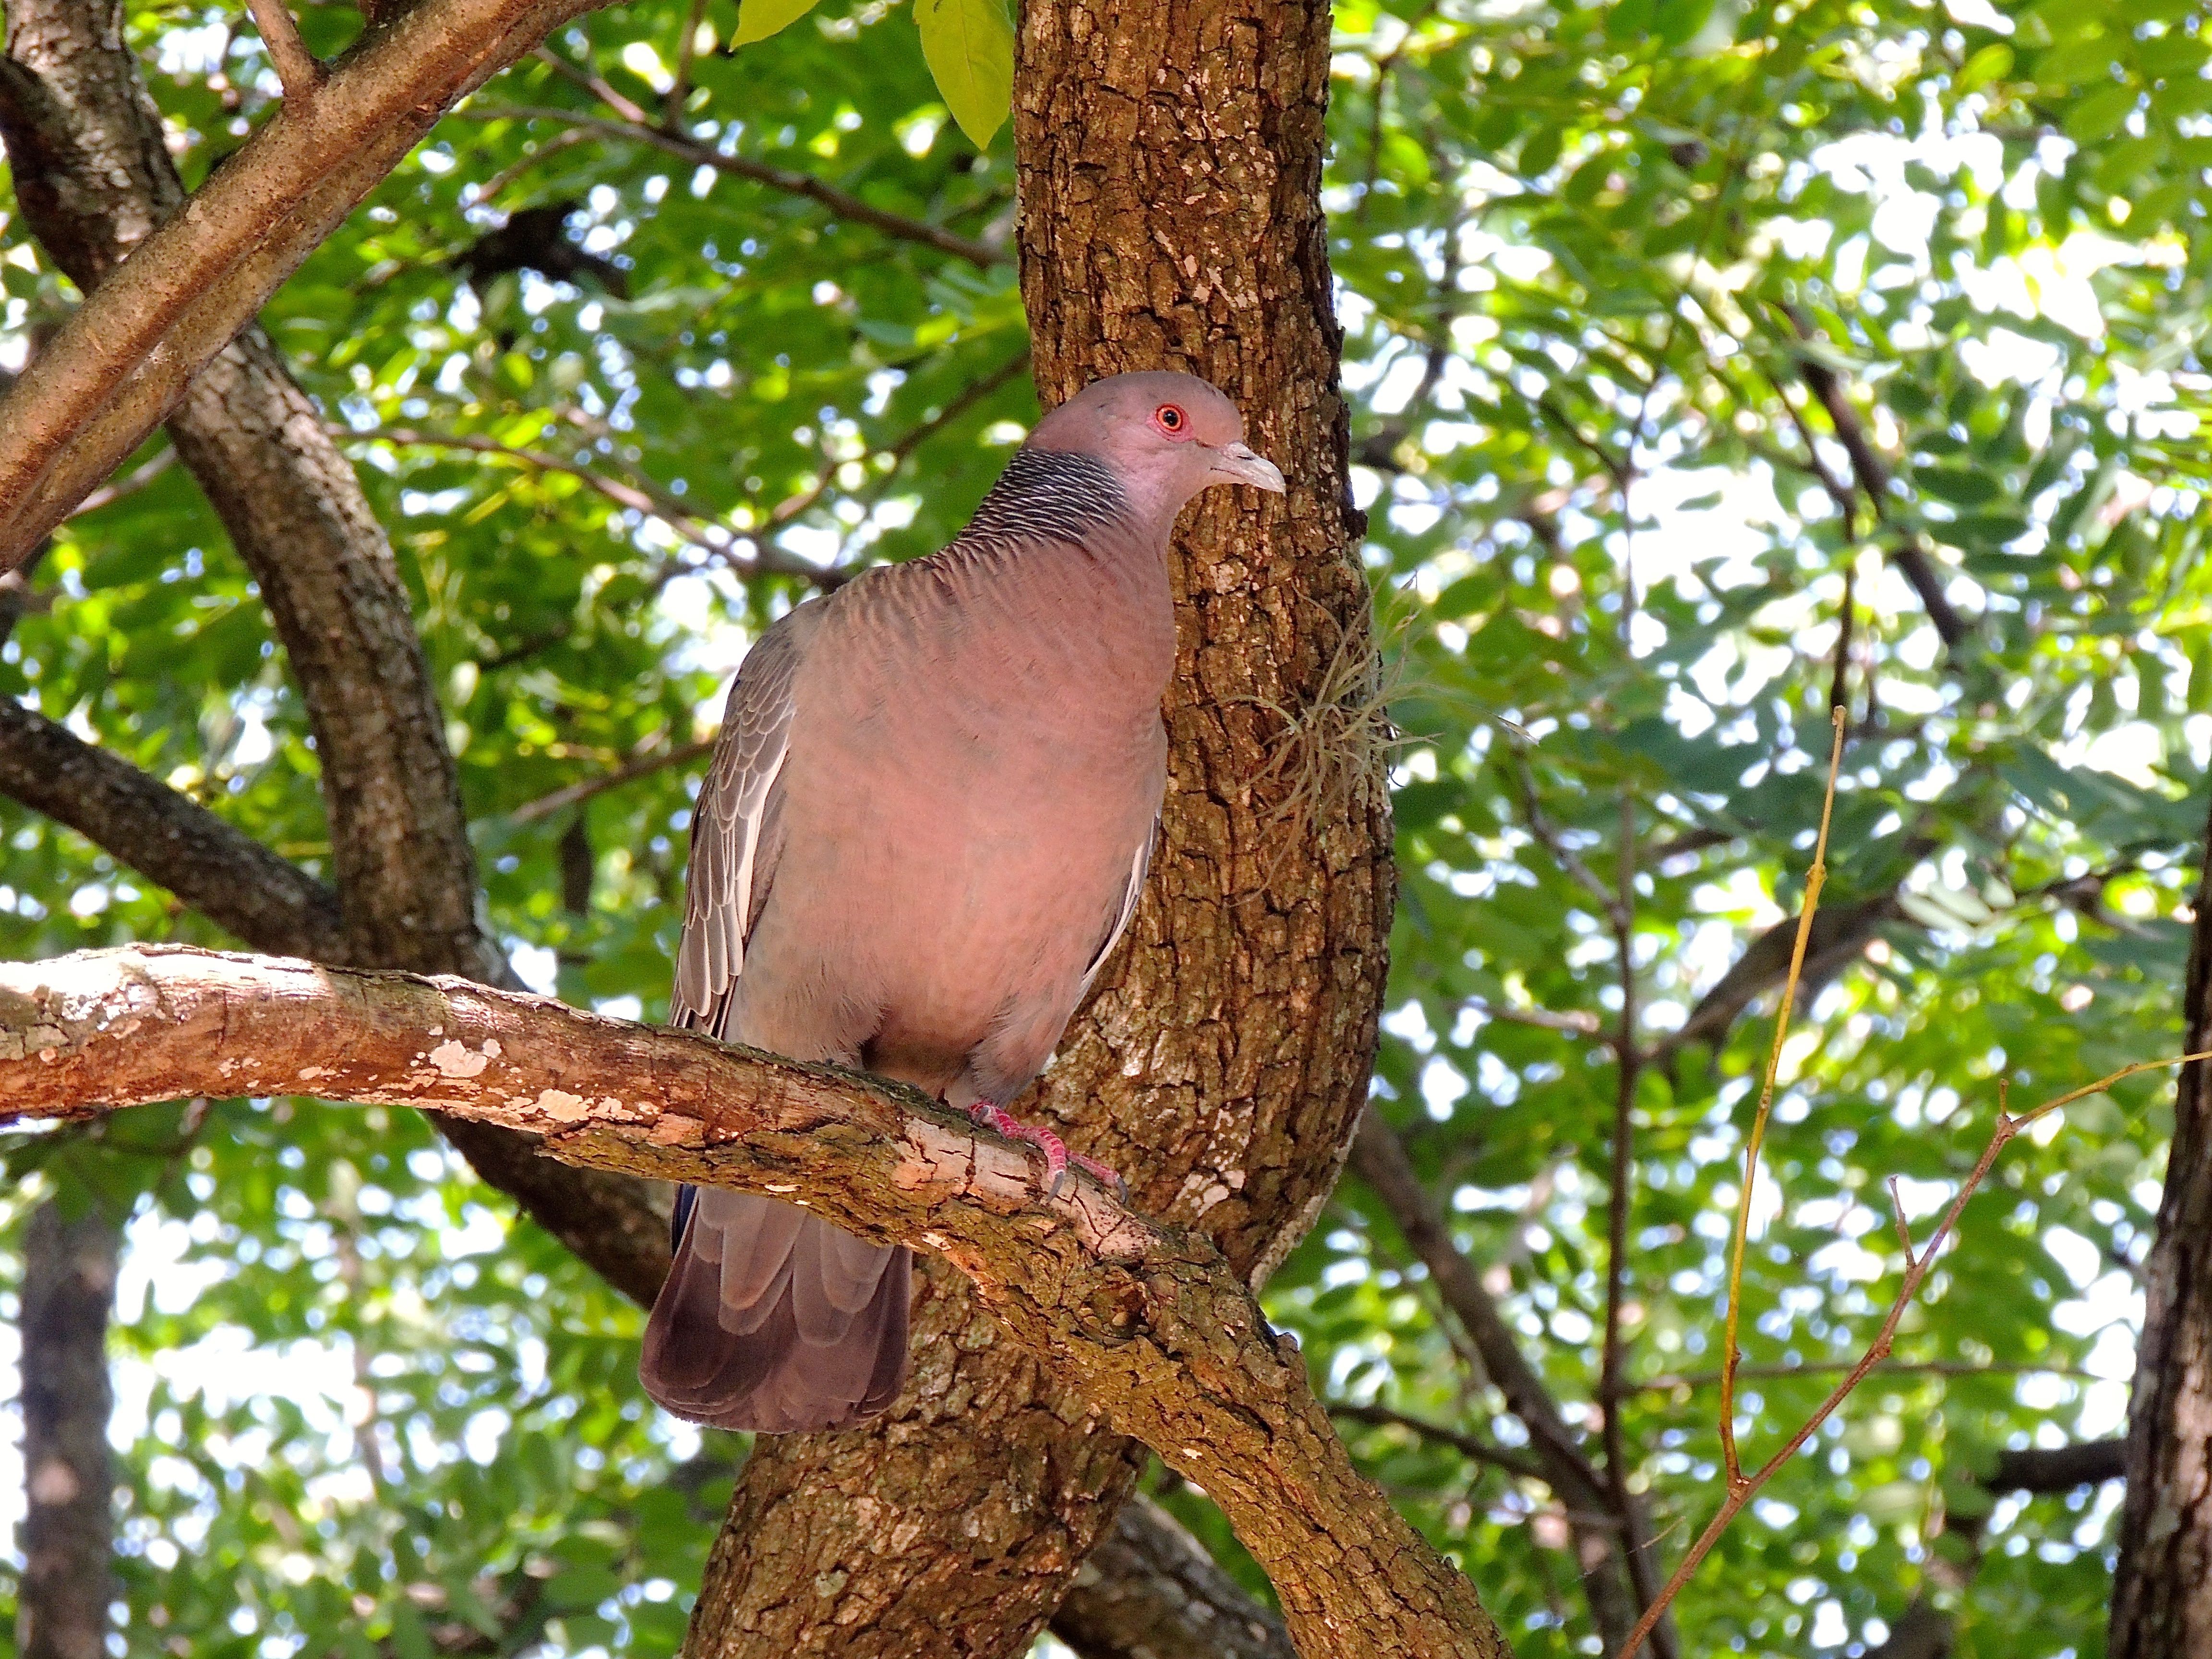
left=952, top=448, right=1131, bottom=558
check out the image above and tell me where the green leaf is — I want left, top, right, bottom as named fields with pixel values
left=1955, top=43, right=2014, bottom=94
left=729, top=0, right=821, bottom=46
left=915, top=0, right=1013, bottom=149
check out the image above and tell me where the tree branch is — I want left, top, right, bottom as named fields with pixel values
left=1773, top=307, right=1971, bottom=651
left=0, top=699, right=349, bottom=959
left=246, top=0, right=325, bottom=102
left=0, top=943, right=1510, bottom=1659
left=0, top=0, right=612, bottom=563
left=454, top=105, right=1006, bottom=270
left=0, top=0, right=675, bottom=1302
left=503, top=731, right=717, bottom=826
left=0, top=702, right=678, bottom=1305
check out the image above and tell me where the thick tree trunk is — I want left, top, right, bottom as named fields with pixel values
left=2111, top=792, right=2212, bottom=1656
left=15, top=1200, right=120, bottom=1659
left=681, top=0, right=1389, bottom=1653
left=0, top=0, right=669, bottom=1278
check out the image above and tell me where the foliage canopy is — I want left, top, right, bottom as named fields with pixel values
left=4, top=0, right=2212, bottom=1653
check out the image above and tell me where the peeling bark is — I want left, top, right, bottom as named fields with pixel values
left=0, top=944, right=1507, bottom=1659
left=15, top=1200, right=120, bottom=1659
left=0, top=0, right=668, bottom=1286
left=680, top=0, right=1392, bottom=1652
left=2112, top=790, right=2212, bottom=1657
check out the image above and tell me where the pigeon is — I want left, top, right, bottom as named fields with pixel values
left=638, top=371, right=1286, bottom=1433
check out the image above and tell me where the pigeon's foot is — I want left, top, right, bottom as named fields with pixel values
left=966, top=1101, right=1126, bottom=1202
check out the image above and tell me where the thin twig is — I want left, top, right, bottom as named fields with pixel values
left=1717, top=705, right=1847, bottom=1483
left=1467, top=998, right=1604, bottom=1037
left=504, top=733, right=718, bottom=826
left=333, top=423, right=833, bottom=587
left=1627, top=1358, right=2097, bottom=1396
left=1599, top=790, right=1666, bottom=1653
left=246, top=0, right=323, bottom=101
left=1512, top=752, right=1622, bottom=921
left=1328, top=1402, right=1548, bottom=1482
left=63, top=445, right=176, bottom=520
left=464, top=126, right=589, bottom=211
left=456, top=106, right=1005, bottom=269
left=1885, top=1176, right=1916, bottom=1270
left=1612, top=1050, right=2212, bottom=1659
left=530, top=44, right=650, bottom=125
left=664, top=0, right=711, bottom=126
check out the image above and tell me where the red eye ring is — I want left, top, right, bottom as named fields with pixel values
left=1153, top=403, right=1190, bottom=437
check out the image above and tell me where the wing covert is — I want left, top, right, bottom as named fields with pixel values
left=672, top=609, right=816, bottom=1026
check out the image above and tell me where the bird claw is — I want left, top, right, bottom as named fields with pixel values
left=967, top=1101, right=1126, bottom=1204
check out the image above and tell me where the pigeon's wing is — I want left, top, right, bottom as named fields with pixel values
left=1077, top=814, right=1158, bottom=996
left=645, top=601, right=912, bottom=1434
left=670, top=605, right=817, bottom=1032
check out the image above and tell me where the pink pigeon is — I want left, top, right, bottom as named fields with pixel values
left=640, top=371, right=1286, bottom=1432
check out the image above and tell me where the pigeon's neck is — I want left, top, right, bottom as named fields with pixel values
left=933, top=447, right=1176, bottom=708
left=959, top=450, right=1130, bottom=551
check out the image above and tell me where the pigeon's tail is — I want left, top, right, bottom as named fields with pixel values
left=641, top=1186, right=910, bottom=1433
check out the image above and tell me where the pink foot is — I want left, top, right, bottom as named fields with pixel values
left=966, top=1101, right=1126, bottom=1202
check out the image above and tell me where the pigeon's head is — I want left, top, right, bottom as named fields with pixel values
left=1029, top=371, right=1286, bottom=525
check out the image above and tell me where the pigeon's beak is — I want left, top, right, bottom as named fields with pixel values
left=1207, top=442, right=1286, bottom=494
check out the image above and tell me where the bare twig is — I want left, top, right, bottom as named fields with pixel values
left=1612, top=1052, right=2210, bottom=1659
left=61, top=445, right=177, bottom=520
left=455, top=107, right=1005, bottom=270
left=663, top=0, right=711, bottom=126
left=530, top=43, right=649, bottom=125
left=504, top=732, right=717, bottom=825
left=1599, top=788, right=1666, bottom=1652
left=1773, top=305, right=1969, bottom=649
left=1467, top=998, right=1604, bottom=1037
left=1628, top=1358, right=2096, bottom=1396
left=1328, top=1402, right=1548, bottom=1481
left=1512, top=751, right=1623, bottom=923
left=334, top=424, right=835, bottom=587
left=246, top=0, right=323, bottom=101
left=1718, top=706, right=1847, bottom=1482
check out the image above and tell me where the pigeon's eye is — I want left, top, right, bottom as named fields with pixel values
left=1153, top=403, right=1188, bottom=436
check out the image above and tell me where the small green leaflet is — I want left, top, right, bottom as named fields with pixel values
left=916, top=0, right=1013, bottom=149
left=730, top=0, right=821, bottom=48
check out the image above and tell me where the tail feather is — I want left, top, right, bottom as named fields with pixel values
left=641, top=1187, right=911, bottom=1432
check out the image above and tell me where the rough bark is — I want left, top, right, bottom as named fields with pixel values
left=0, top=0, right=668, bottom=1289
left=1352, top=1109, right=1665, bottom=1658
left=0, top=0, right=606, bottom=562
left=15, top=1199, right=120, bottom=1659
left=0, top=944, right=1508, bottom=1659
left=2112, top=789, right=2212, bottom=1658
left=1050, top=1495, right=1296, bottom=1659
left=681, top=0, right=1391, bottom=1653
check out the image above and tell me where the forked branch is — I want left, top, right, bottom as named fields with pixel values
left=1611, top=699, right=2205, bottom=1657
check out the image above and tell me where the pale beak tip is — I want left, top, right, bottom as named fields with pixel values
left=1214, top=442, right=1287, bottom=494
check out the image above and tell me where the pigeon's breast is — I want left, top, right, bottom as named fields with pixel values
left=761, top=537, right=1173, bottom=1078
